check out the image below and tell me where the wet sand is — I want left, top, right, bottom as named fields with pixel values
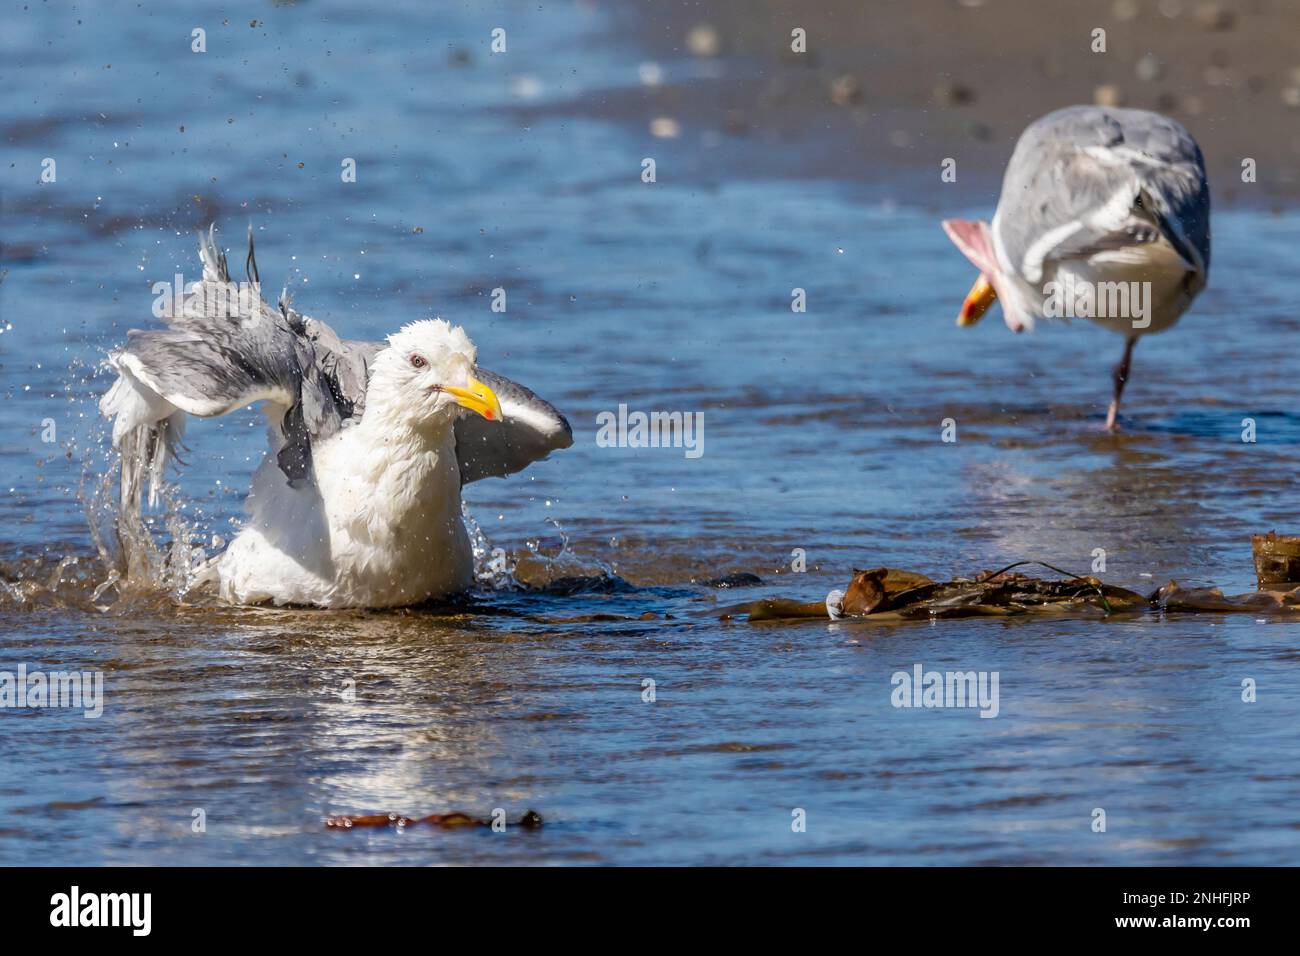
left=576, top=0, right=1300, bottom=204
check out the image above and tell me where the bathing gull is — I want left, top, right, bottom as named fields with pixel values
left=100, top=227, right=573, bottom=608
left=942, top=106, right=1211, bottom=429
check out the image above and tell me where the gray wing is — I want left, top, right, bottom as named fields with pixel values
left=103, top=227, right=569, bottom=511
left=993, top=106, right=1210, bottom=284
left=452, top=368, right=573, bottom=484
left=105, top=227, right=360, bottom=486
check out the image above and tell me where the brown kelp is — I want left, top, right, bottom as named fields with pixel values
left=734, top=561, right=1300, bottom=624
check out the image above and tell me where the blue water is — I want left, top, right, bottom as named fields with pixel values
left=2, top=0, right=1299, bottom=864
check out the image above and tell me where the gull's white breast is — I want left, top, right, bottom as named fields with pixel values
left=216, top=424, right=473, bottom=608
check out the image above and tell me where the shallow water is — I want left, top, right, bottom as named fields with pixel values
left=2, top=1, right=1299, bottom=865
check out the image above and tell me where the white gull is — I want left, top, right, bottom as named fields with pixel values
left=100, top=227, right=572, bottom=608
left=942, top=105, right=1211, bottom=429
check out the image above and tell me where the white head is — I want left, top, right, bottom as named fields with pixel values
left=365, top=319, right=503, bottom=430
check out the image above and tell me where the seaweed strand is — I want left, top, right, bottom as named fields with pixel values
left=980, top=560, right=1114, bottom=615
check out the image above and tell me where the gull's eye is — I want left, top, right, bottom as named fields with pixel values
left=409, top=354, right=427, bottom=369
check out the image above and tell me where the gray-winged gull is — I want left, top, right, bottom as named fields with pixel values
left=942, top=105, right=1211, bottom=429
left=100, top=226, right=573, bottom=608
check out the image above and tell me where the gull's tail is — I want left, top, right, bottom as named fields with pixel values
left=97, top=364, right=192, bottom=588
left=99, top=363, right=188, bottom=512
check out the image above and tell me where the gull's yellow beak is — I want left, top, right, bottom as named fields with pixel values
left=443, top=376, right=503, bottom=422
left=957, top=274, right=997, bottom=327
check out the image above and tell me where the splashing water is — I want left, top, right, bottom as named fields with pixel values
left=60, top=436, right=579, bottom=608
left=0, top=357, right=211, bottom=611
left=80, top=428, right=210, bottom=605
left=463, top=505, right=615, bottom=592
left=463, top=501, right=522, bottom=592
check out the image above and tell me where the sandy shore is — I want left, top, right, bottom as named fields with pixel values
left=568, top=0, right=1300, bottom=206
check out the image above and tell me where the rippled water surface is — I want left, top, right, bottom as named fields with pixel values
left=2, top=1, right=1299, bottom=865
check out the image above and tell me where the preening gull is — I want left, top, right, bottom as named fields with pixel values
left=100, top=227, right=573, bottom=608
left=942, top=106, right=1211, bottom=429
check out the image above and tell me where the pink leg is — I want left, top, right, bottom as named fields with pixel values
left=1105, top=337, right=1138, bottom=431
